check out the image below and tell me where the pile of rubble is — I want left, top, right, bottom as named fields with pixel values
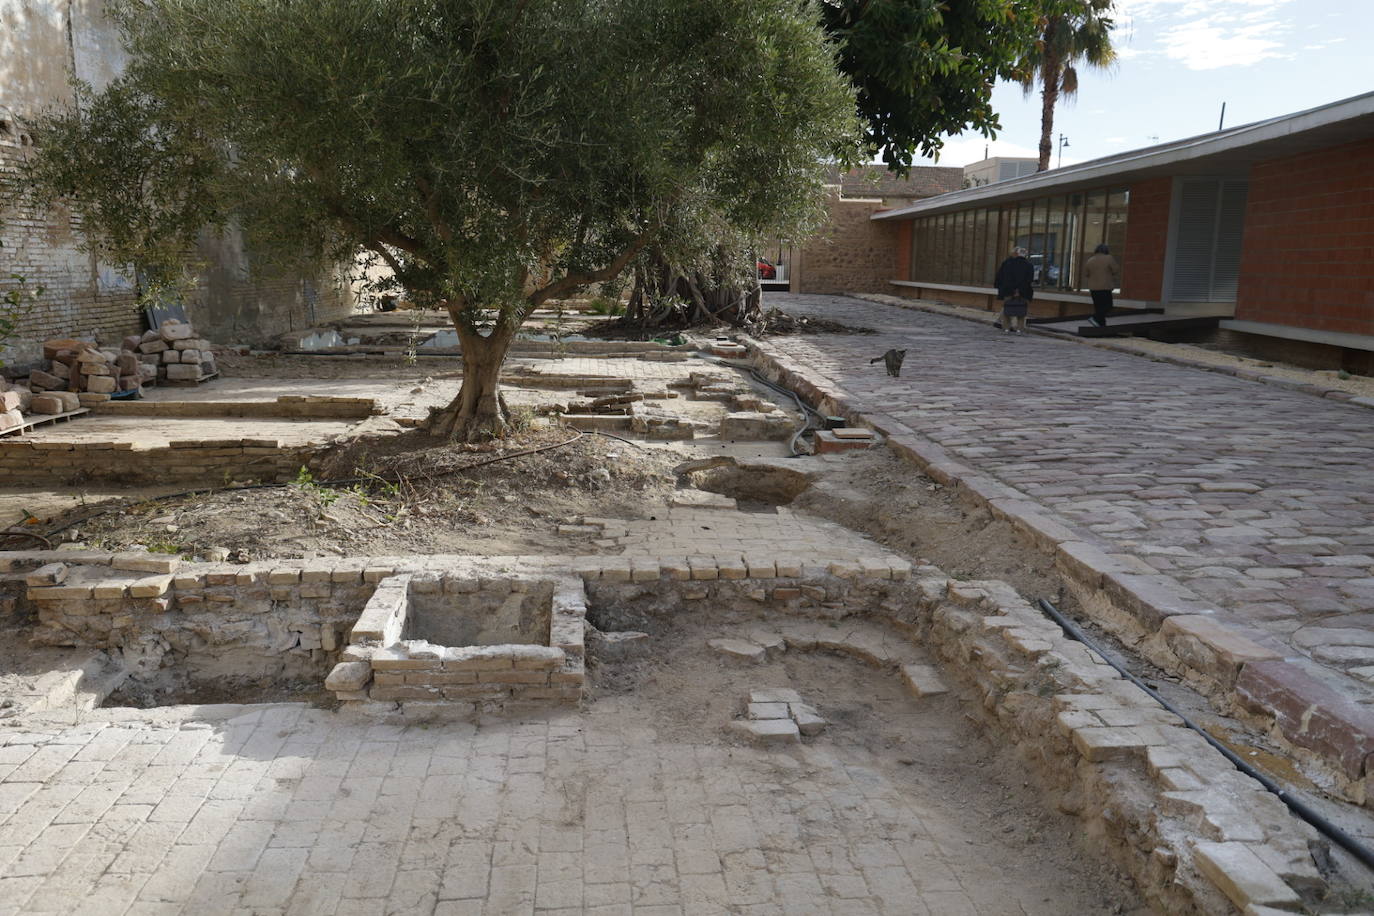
left=25, top=319, right=216, bottom=404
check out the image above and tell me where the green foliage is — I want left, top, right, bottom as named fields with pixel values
left=1016, top=0, right=1119, bottom=169
left=820, top=0, right=1045, bottom=171
left=15, top=80, right=224, bottom=300
left=0, top=242, right=45, bottom=367
left=20, top=0, right=858, bottom=339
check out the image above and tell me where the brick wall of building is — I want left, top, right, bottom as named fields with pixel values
left=795, top=192, right=899, bottom=295
left=1235, top=137, right=1374, bottom=337
left=1120, top=177, right=1171, bottom=303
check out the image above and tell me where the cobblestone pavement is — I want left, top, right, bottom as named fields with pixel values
left=0, top=695, right=1123, bottom=915
left=766, top=294, right=1374, bottom=689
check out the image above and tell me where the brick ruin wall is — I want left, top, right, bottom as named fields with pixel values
left=1, top=141, right=358, bottom=367
left=0, top=144, right=143, bottom=368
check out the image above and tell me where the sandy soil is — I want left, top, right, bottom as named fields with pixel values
left=585, top=609, right=1146, bottom=914
left=43, top=429, right=682, bottom=561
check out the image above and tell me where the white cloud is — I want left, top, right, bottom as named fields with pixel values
left=1159, top=17, right=1291, bottom=69
left=1105, top=137, right=1128, bottom=144
left=1115, top=0, right=1296, bottom=70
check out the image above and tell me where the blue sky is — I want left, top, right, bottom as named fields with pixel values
left=920, top=0, right=1363, bottom=169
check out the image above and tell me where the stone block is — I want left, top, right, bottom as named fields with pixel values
left=901, top=664, right=949, bottom=697
left=128, top=574, right=174, bottom=598
left=747, top=702, right=790, bottom=720
left=166, top=364, right=200, bottom=381
left=0, top=390, right=19, bottom=412
left=708, top=638, right=765, bottom=663
left=1159, top=615, right=1280, bottom=688
left=1071, top=726, right=1146, bottom=762
left=0, top=409, right=22, bottom=430
left=1192, top=841, right=1301, bottom=911
left=160, top=321, right=194, bottom=341
left=729, top=719, right=799, bottom=745
left=325, top=661, right=372, bottom=691
left=19, top=393, right=54, bottom=417
left=139, top=339, right=169, bottom=354
left=24, top=563, right=67, bottom=587
left=793, top=709, right=827, bottom=736
left=1235, top=659, right=1374, bottom=780
left=29, top=369, right=64, bottom=390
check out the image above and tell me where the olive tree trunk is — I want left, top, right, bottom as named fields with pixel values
left=626, top=248, right=762, bottom=328
left=427, top=319, right=516, bottom=441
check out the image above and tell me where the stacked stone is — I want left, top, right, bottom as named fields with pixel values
left=131, top=318, right=218, bottom=385
left=26, top=337, right=152, bottom=411
left=20, top=318, right=216, bottom=417
left=0, top=376, right=34, bottom=432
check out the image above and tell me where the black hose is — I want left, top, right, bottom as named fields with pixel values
left=1037, top=598, right=1374, bottom=872
left=696, top=353, right=822, bottom=457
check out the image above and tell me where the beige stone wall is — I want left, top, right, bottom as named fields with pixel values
left=794, top=191, right=899, bottom=295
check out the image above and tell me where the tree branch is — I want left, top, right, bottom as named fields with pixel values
left=526, top=232, right=650, bottom=308
left=416, top=176, right=453, bottom=244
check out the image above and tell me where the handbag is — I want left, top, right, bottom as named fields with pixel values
left=1003, top=294, right=1029, bottom=317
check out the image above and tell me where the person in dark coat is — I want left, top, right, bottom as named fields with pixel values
left=994, top=247, right=1035, bottom=334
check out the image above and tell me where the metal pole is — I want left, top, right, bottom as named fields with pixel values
left=1218, top=101, right=1227, bottom=131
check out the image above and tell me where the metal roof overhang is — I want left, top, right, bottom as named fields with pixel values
left=873, top=91, right=1374, bottom=221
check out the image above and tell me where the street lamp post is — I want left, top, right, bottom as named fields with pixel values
left=1057, top=134, right=1070, bottom=169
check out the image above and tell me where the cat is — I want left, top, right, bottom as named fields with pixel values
left=869, top=348, right=907, bottom=378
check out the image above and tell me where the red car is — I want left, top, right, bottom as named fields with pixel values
left=757, top=259, right=777, bottom=280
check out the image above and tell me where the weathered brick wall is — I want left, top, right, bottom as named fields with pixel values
left=0, top=1, right=357, bottom=367
left=1236, top=137, right=1374, bottom=336
left=0, top=144, right=144, bottom=368
left=795, top=193, right=900, bottom=294
left=1120, top=176, right=1171, bottom=303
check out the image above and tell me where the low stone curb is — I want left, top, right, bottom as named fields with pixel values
left=854, top=292, right=1374, bottom=411
left=918, top=577, right=1325, bottom=914
left=745, top=328, right=1374, bottom=807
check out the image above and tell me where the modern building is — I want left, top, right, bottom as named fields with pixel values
left=876, top=91, right=1374, bottom=370
left=962, top=156, right=1039, bottom=188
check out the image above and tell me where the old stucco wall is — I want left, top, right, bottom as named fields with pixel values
left=0, top=0, right=355, bottom=367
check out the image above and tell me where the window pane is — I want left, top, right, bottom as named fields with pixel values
left=1027, top=199, right=1048, bottom=288
left=1080, top=189, right=1107, bottom=287
left=1066, top=192, right=1086, bottom=288
left=1105, top=189, right=1129, bottom=271
left=1013, top=202, right=1032, bottom=264
left=957, top=210, right=972, bottom=285
left=1043, top=195, right=1067, bottom=290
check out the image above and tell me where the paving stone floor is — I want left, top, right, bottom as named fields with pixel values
left=766, top=293, right=1374, bottom=691
left=0, top=698, right=1119, bottom=915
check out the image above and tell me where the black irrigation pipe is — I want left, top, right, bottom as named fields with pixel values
left=1037, top=597, right=1374, bottom=873
left=35, top=429, right=591, bottom=540
left=695, top=352, right=823, bottom=457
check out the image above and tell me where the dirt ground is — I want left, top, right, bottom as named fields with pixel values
left=43, top=428, right=682, bottom=561
left=584, top=608, right=1146, bottom=914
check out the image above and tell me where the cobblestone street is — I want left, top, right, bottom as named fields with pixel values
left=766, top=294, right=1374, bottom=695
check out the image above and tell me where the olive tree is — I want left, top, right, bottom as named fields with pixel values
left=17, top=0, right=858, bottom=439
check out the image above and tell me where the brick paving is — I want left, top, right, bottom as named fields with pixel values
left=0, top=699, right=1114, bottom=915
left=765, top=294, right=1374, bottom=692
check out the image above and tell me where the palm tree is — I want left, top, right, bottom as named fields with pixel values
left=1019, top=0, right=1118, bottom=171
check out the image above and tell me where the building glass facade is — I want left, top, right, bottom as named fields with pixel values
left=908, top=186, right=1130, bottom=291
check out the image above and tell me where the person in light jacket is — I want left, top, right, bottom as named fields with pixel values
left=994, top=247, right=1035, bottom=333
left=1082, top=244, right=1122, bottom=327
